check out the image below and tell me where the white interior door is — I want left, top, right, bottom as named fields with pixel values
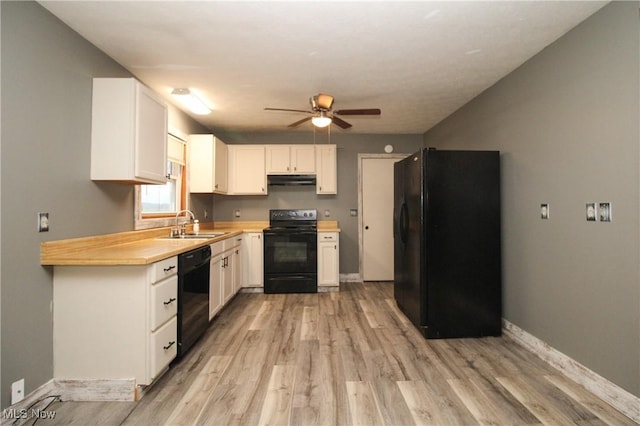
left=361, top=156, right=403, bottom=281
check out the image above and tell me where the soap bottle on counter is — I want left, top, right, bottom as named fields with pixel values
left=193, top=219, right=200, bottom=235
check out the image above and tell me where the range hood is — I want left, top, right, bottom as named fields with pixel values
left=267, top=174, right=317, bottom=186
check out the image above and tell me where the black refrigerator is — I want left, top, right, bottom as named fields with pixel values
left=393, top=148, right=501, bottom=338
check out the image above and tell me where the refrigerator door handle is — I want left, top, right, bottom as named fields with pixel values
left=399, top=201, right=409, bottom=245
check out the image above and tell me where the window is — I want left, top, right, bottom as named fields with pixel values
left=134, top=134, right=187, bottom=229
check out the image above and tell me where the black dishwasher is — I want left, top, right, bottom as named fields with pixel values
left=176, top=245, right=211, bottom=359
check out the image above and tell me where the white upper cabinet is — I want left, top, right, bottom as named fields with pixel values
left=91, top=78, right=168, bottom=184
left=227, top=145, right=267, bottom=195
left=189, top=134, right=228, bottom=194
left=315, top=145, right=337, bottom=194
left=265, top=145, right=315, bottom=174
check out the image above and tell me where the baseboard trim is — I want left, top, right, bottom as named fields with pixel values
left=339, top=273, right=361, bottom=283
left=503, top=319, right=639, bottom=423
left=54, top=378, right=137, bottom=401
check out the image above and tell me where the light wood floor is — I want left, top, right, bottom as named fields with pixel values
left=24, top=282, right=636, bottom=425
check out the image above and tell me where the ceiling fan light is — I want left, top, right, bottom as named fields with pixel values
left=171, top=88, right=212, bottom=115
left=311, top=114, right=332, bottom=128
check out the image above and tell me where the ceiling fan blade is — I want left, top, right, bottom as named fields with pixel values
left=265, top=107, right=313, bottom=114
left=334, top=108, right=381, bottom=116
left=288, top=116, right=313, bottom=128
left=331, top=115, right=352, bottom=129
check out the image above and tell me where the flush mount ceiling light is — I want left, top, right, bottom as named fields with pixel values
left=311, top=111, right=332, bottom=128
left=171, top=88, right=211, bottom=115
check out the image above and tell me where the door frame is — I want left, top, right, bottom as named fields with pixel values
left=358, top=153, right=409, bottom=282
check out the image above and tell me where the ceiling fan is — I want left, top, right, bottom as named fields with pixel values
left=265, top=94, right=381, bottom=129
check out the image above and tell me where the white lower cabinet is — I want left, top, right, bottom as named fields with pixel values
left=53, top=256, right=178, bottom=388
left=318, top=232, right=340, bottom=287
left=209, top=248, right=224, bottom=320
left=210, top=236, right=243, bottom=320
left=242, top=232, right=264, bottom=287
left=222, top=249, right=234, bottom=305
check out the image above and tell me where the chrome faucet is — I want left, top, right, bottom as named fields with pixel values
left=175, top=210, right=195, bottom=235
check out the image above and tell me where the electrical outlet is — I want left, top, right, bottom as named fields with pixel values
left=11, top=378, right=24, bottom=404
left=234, top=209, right=241, bottom=218
left=599, top=202, right=612, bottom=222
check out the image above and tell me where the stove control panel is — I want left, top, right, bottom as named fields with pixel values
left=269, top=209, right=317, bottom=222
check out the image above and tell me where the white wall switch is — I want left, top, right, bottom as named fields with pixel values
left=540, top=203, right=549, bottom=219
left=586, top=203, right=597, bottom=221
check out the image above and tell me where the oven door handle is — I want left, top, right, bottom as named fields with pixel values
left=267, top=276, right=312, bottom=281
left=264, top=231, right=317, bottom=235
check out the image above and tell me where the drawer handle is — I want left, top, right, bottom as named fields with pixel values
left=163, top=297, right=176, bottom=305
left=163, top=341, right=176, bottom=351
left=163, top=265, right=176, bottom=272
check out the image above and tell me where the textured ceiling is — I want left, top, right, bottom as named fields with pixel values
left=40, top=1, right=607, bottom=135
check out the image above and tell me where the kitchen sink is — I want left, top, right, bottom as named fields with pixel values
left=157, top=232, right=227, bottom=240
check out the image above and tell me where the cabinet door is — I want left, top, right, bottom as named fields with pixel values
left=91, top=78, right=167, bottom=184
left=135, top=83, right=168, bottom=183
left=228, top=145, right=267, bottom=195
left=222, top=253, right=234, bottom=304
left=189, top=135, right=228, bottom=194
left=315, top=145, right=337, bottom=194
left=189, top=134, right=215, bottom=193
left=318, top=233, right=339, bottom=286
left=242, top=233, right=264, bottom=287
left=209, top=255, right=223, bottom=320
left=232, top=247, right=241, bottom=296
left=214, top=138, right=228, bottom=193
left=265, top=145, right=291, bottom=174
left=291, top=145, right=315, bottom=173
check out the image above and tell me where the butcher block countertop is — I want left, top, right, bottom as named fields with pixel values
left=40, top=220, right=340, bottom=266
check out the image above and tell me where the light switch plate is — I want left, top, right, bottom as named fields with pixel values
left=38, top=212, right=49, bottom=232
left=586, top=203, right=597, bottom=221
left=540, top=203, right=549, bottom=220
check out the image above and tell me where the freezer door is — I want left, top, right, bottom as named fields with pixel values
left=393, top=150, right=426, bottom=332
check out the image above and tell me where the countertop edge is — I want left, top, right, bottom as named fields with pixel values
left=41, top=221, right=340, bottom=266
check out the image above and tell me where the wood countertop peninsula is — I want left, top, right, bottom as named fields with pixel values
left=40, top=220, right=340, bottom=266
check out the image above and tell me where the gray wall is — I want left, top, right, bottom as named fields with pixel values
left=205, top=132, right=423, bottom=273
left=423, top=2, right=639, bottom=397
left=0, top=2, right=207, bottom=408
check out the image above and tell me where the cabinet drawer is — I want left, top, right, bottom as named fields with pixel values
left=228, top=236, right=242, bottom=249
left=150, top=316, right=177, bottom=381
left=318, top=233, right=338, bottom=242
left=149, top=256, right=178, bottom=284
left=150, top=275, right=178, bottom=331
left=211, top=240, right=226, bottom=257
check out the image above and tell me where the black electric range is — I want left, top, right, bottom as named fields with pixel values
left=263, top=209, right=318, bottom=293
